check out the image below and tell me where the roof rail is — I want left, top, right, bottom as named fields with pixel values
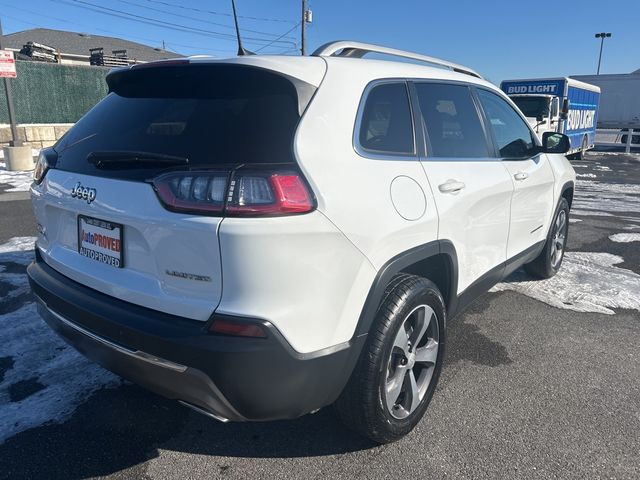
left=312, top=41, right=483, bottom=79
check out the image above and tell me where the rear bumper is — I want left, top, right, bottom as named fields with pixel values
left=28, top=251, right=365, bottom=421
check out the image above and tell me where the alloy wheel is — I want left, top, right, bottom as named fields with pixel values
left=385, top=304, right=439, bottom=419
left=550, top=209, right=567, bottom=268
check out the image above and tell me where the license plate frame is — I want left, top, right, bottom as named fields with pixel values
left=77, top=215, right=124, bottom=269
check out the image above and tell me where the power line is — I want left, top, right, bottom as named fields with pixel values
left=2, top=4, right=232, bottom=54
left=54, top=0, right=296, bottom=47
left=138, top=0, right=296, bottom=24
left=113, top=0, right=296, bottom=41
left=255, top=22, right=301, bottom=53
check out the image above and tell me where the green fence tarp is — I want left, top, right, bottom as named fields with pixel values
left=0, top=60, right=109, bottom=124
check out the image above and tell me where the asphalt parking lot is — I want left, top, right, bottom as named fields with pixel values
left=0, top=151, right=639, bottom=479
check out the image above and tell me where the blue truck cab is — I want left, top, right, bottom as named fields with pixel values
left=500, top=77, right=600, bottom=159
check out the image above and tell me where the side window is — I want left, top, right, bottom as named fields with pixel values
left=415, top=83, right=489, bottom=158
left=358, top=82, right=414, bottom=155
left=476, top=89, right=537, bottom=158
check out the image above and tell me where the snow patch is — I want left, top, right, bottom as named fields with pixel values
left=592, top=165, right=611, bottom=171
left=0, top=162, right=34, bottom=192
left=569, top=218, right=582, bottom=223
left=0, top=237, right=120, bottom=444
left=609, top=233, right=640, bottom=243
left=576, top=173, right=597, bottom=178
left=492, top=252, right=640, bottom=315
left=572, top=180, right=640, bottom=217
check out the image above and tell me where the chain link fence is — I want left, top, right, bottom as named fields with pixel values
left=0, top=60, right=109, bottom=124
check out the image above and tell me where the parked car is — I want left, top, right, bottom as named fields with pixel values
left=28, top=41, right=575, bottom=444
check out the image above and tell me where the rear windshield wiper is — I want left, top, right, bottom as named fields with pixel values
left=88, top=151, right=189, bottom=169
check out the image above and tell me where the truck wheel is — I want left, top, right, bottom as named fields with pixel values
left=524, top=197, right=569, bottom=279
left=575, top=135, right=588, bottom=160
left=335, top=274, right=446, bottom=444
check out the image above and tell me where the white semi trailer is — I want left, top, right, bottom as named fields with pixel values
left=572, top=72, right=640, bottom=128
left=572, top=72, right=640, bottom=151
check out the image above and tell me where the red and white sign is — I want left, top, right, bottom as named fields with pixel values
left=0, top=50, right=16, bottom=78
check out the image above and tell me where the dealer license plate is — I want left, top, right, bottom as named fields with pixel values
left=77, top=215, right=123, bottom=268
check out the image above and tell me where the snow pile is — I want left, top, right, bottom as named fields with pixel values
left=0, top=237, right=120, bottom=444
left=492, top=252, right=640, bottom=315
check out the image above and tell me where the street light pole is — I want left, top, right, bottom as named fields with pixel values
left=595, top=32, right=611, bottom=75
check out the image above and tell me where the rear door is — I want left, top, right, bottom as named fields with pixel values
left=475, top=88, right=555, bottom=259
left=412, top=82, right=514, bottom=294
left=31, top=63, right=314, bottom=320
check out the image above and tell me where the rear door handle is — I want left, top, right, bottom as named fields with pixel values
left=514, top=172, right=529, bottom=181
left=438, top=180, right=466, bottom=194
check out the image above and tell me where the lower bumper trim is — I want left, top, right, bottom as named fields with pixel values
left=178, top=401, right=230, bottom=423
left=44, top=302, right=188, bottom=373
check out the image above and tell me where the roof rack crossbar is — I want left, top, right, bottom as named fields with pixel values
left=312, top=41, right=483, bottom=79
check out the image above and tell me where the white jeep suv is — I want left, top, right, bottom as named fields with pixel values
left=28, top=41, right=575, bottom=443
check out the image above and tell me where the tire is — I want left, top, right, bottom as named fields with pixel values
left=335, top=274, right=446, bottom=444
left=524, top=197, right=570, bottom=279
left=575, top=135, right=588, bottom=160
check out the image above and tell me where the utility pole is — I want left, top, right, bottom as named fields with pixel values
left=301, top=0, right=307, bottom=56
left=0, top=19, right=21, bottom=147
left=595, top=32, right=611, bottom=75
left=301, top=1, right=312, bottom=56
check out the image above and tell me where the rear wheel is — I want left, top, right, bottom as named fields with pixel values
left=524, top=197, right=569, bottom=279
left=335, top=274, right=446, bottom=444
left=575, top=135, right=588, bottom=160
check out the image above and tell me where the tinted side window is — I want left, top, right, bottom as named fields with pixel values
left=415, top=83, right=489, bottom=158
left=477, top=89, right=537, bottom=158
left=358, top=83, right=414, bottom=155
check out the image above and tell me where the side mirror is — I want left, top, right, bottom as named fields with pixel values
left=542, top=132, right=570, bottom=154
left=560, top=99, right=570, bottom=120
left=536, top=114, right=544, bottom=122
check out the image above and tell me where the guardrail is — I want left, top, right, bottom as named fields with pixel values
left=595, top=128, right=639, bottom=153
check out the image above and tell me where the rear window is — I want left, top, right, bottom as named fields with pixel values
left=55, top=64, right=313, bottom=180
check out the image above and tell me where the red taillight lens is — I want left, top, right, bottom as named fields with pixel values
left=226, top=172, right=314, bottom=216
left=209, top=319, right=267, bottom=338
left=153, top=169, right=314, bottom=217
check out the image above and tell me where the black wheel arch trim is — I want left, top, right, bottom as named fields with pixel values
left=560, top=180, right=575, bottom=208
left=352, top=239, right=459, bottom=340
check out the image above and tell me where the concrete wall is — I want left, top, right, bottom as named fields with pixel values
left=0, top=123, right=72, bottom=149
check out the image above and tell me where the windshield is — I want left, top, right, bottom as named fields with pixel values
left=511, top=96, right=551, bottom=118
left=54, top=64, right=315, bottom=181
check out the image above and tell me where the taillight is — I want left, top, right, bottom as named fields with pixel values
left=226, top=172, right=313, bottom=216
left=153, top=168, right=314, bottom=217
left=33, top=148, right=58, bottom=185
left=153, top=171, right=228, bottom=214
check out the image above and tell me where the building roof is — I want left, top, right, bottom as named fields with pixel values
left=3, top=28, right=183, bottom=62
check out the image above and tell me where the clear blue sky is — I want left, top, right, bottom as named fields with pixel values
left=1, top=0, right=638, bottom=84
